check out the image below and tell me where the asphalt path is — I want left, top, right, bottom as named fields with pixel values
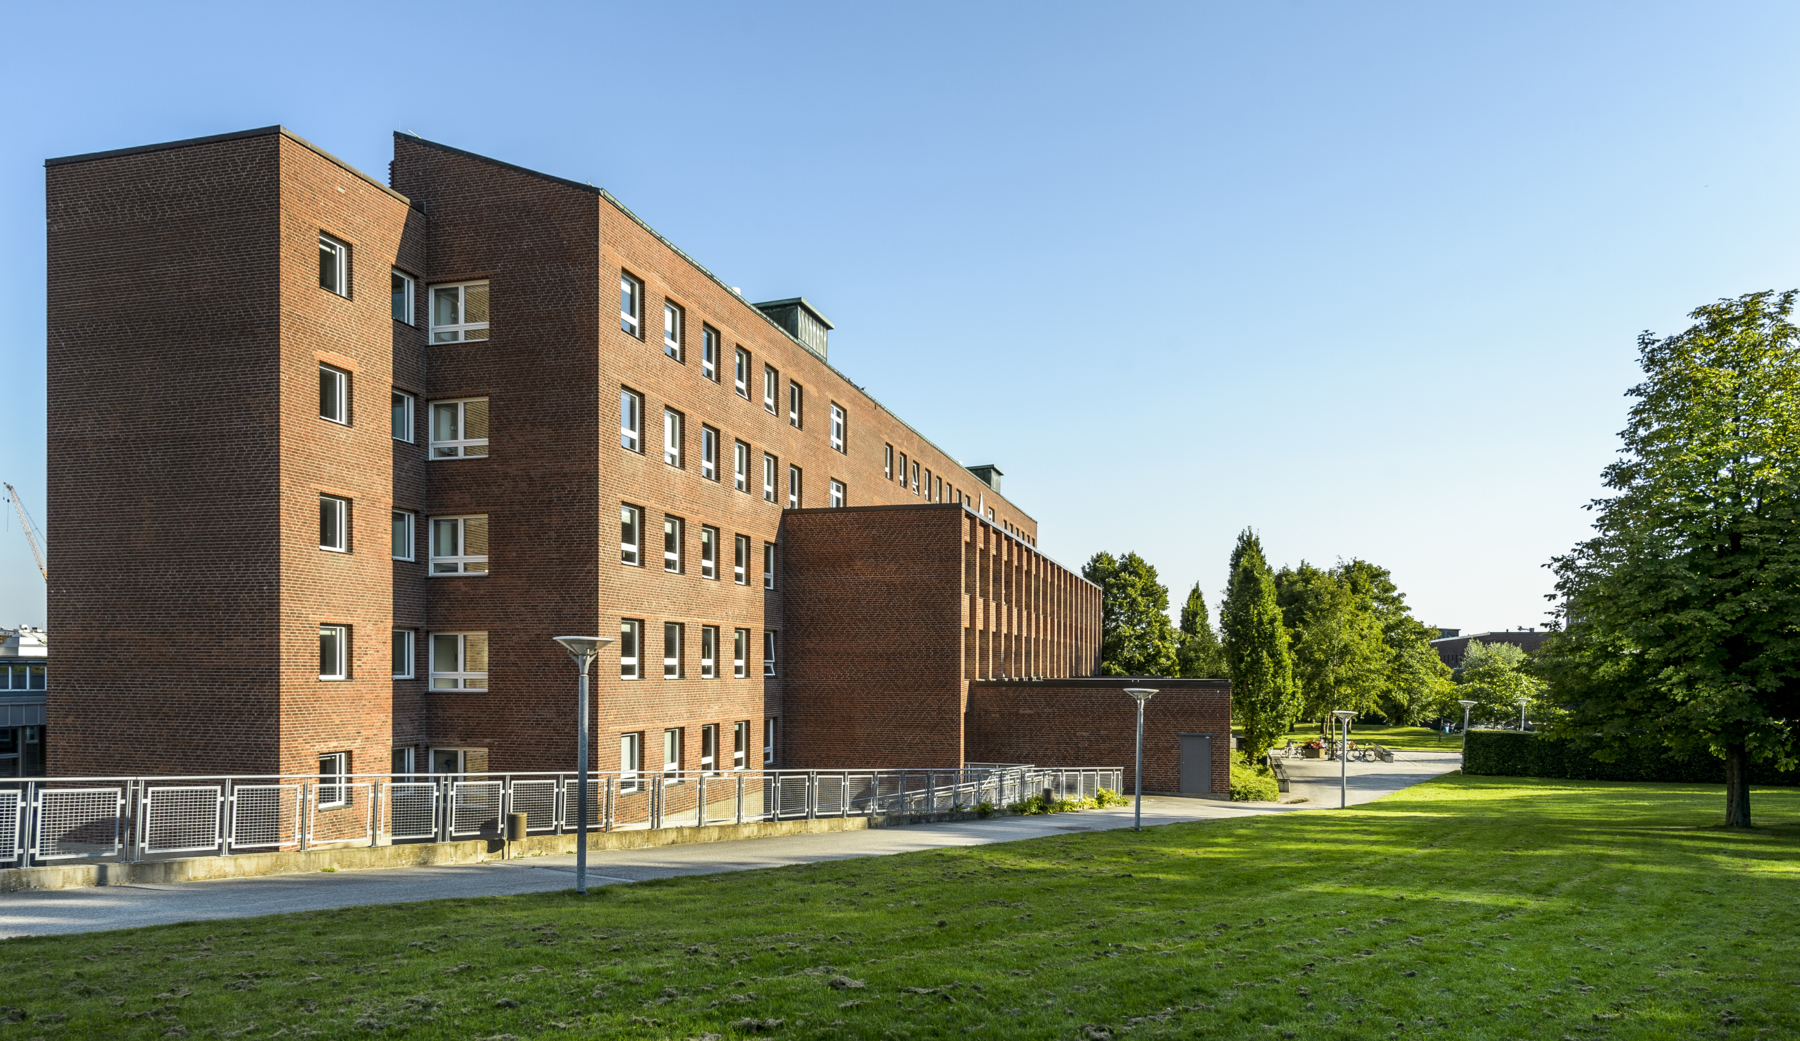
left=0, top=752, right=1461, bottom=938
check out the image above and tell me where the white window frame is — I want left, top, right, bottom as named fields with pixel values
left=430, top=398, right=489, bottom=459
left=429, top=280, right=490, bottom=343
left=430, top=515, right=489, bottom=576
left=764, top=719, right=775, bottom=765
left=318, top=751, right=351, bottom=808
left=620, top=732, right=643, bottom=791
left=763, top=542, right=776, bottom=590
left=392, top=269, right=415, bottom=324
left=764, top=630, right=778, bottom=677
left=923, top=467, right=932, bottom=500
left=735, top=347, right=750, bottom=398
left=700, top=626, right=718, bottom=679
left=788, top=465, right=802, bottom=509
left=663, top=623, right=683, bottom=679
left=664, top=301, right=683, bottom=360
left=663, top=515, right=683, bottom=573
left=763, top=365, right=778, bottom=414
left=320, top=495, right=349, bottom=552
left=392, top=629, right=415, bottom=679
left=830, top=403, right=845, bottom=452
left=701, top=426, right=718, bottom=481
left=701, top=723, right=719, bottom=774
left=621, top=504, right=643, bottom=566
left=620, top=272, right=642, bottom=336
left=320, top=624, right=349, bottom=680
left=700, top=526, right=718, bottom=580
left=663, top=408, right=683, bottom=467
left=734, top=720, right=748, bottom=769
left=911, top=461, right=920, bottom=494
left=391, top=390, right=415, bottom=443
left=734, top=534, right=750, bottom=585
left=620, top=389, right=642, bottom=452
left=702, top=326, right=719, bottom=382
left=830, top=479, right=845, bottom=508
left=762, top=454, right=777, bottom=503
left=319, top=233, right=350, bottom=298
left=734, top=628, right=749, bottom=678
left=899, top=452, right=908, bottom=485
left=429, top=632, right=488, bottom=691
left=392, top=510, right=415, bottom=561
left=320, top=364, right=349, bottom=425
left=734, top=441, right=750, bottom=492
left=788, top=382, right=803, bottom=429
left=664, top=727, right=683, bottom=781
left=885, top=444, right=893, bottom=480
left=620, top=620, right=642, bottom=679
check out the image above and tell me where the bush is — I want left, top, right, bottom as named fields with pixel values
left=1008, top=793, right=1094, bottom=815
left=1094, top=788, right=1130, bottom=808
left=1464, top=730, right=1800, bottom=784
left=1230, top=751, right=1280, bottom=802
left=975, top=801, right=995, bottom=818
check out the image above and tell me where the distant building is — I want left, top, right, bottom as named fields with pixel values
left=1, top=625, right=47, bottom=777
left=1430, top=629, right=1550, bottom=669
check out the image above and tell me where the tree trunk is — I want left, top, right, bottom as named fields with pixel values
left=1724, top=741, right=1752, bottom=828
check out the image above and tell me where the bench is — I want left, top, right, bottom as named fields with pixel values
left=1373, top=744, right=1394, bottom=764
left=1268, top=759, right=1291, bottom=794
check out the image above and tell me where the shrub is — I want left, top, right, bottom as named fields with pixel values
left=1094, top=788, right=1130, bottom=808
left=975, top=801, right=995, bottom=818
left=1230, top=751, right=1280, bottom=802
left=1007, top=793, right=1092, bottom=815
left=1464, top=730, right=1800, bottom=785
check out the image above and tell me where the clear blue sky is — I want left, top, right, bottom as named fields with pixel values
left=4, top=2, right=1798, bottom=633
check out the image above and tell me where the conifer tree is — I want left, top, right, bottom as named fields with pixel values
left=1220, top=529, right=1299, bottom=762
left=1177, top=583, right=1227, bottom=678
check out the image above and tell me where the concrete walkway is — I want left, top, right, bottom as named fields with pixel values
left=0, top=751, right=1461, bottom=938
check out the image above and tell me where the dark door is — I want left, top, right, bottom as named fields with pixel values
left=1179, top=733, right=1213, bottom=793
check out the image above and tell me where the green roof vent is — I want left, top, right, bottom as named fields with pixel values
left=754, top=297, right=833, bottom=360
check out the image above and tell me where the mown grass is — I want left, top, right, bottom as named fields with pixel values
left=2, top=776, right=1796, bottom=1040
left=1247, top=723, right=1467, bottom=752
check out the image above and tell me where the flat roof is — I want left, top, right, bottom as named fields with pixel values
left=46, top=126, right=411, bottom=207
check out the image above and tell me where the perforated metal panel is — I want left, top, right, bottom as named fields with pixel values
left=143, top=785, right=222, bottom=854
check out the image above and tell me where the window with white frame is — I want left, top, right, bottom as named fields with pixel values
left=763, top=541, right=776, bottom=590
left=664, top=727, right=683, bottom=780
left=702, top=325, right=719, bottom=382
left=764, top=718, right=776, bottom=764
left=898, top=451, right=908, bottom=485
left=663, top=515, right=683, bottom=572
left=762, top=453, right=777, bottom=502
left=830, top=479, right=845, bottom=508
left=700, top=526, right=718, bottom=580
left=663, top=408, right=683, bottom=467
left=318, top=751, right=351, bottom=807
left=620, top=389, right=642, bottom=452
left=320, top=364, right=349, bottom=424
left=392, top=629, right=415, bottom=679
left=621, top=504, right=643, bottom=565
left=391, top=390, right=414, bottom=442
left=320, top=624, right=350, bottom=680
left=788, top=465, right=802, bottom=508
left=430, top=516, right=489, bottom=575
left=392, top=270, right=415, bottom=323
left=701, top=723, right=719, bottom=773
left=430, top=399, right=489, bottom=458
left=734, top=440, right=750, bottom=492
left=911, top=461, right=920, bottom=494
left=393, top=746, right=417, bottom=779
left=734, top=628, right=749, bottom=678
left=830, top=403, right=845, bottom=452
left=319, top=234, right=350, bottom=297
left=391, top=510, right=415, bottom=560
left=620, top=619, right=641, bottom=679
left=701, top=426, right=718, bottom=481
left=763, top=365, right=778, bottom=414
left=885, top=444, right=893, bottom=480
left=923, top=467, right=932, bottom=500
left=429, top=632, right=487, bottom=691
left=320, top=495, right=349, bottom=552
left=430, top=281, right=489, bottom=343
left=764, top=630, right=778, bottom=677
left=935, top=475, right=943, bottom=502
left=734, top=533, right=749, bottom=585
left=620, top=732, right=643, bottom=791
left=663, top=622, right=683, bottom=678
left=733, top=720, right=748, bottom=769
left=700, top=626, right=718, bottom=679
left=664, top=301, right=683, bottom=360
left=735, top=347, right=750, bottom=398
left=788, top=382, right=803, bottom=429
left=620, top=272, right=642, bottom=336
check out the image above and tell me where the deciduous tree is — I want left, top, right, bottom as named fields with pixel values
left=1083, top=551, right=1180, bottom=677
left=1221, top=530, right=1299, bottom=762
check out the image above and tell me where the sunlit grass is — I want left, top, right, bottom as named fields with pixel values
left=1244, top=722, right=1467, bottom=752
left=2, top=775, right=1794, bottom=1039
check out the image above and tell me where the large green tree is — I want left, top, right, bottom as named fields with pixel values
left=1220, top=530, right=1299, bottom=762
left=1540, top=290, right=1800, bottom=828
left=1455, top=641, right=1545, bottom=723
left=1177, top=583, right=1228, bottom=679
left=1083, top=551, right=1180, bottom=677
left=1275, top=562, right=1387, bottom=731
left=1338, top=558, right=1454, bottom=725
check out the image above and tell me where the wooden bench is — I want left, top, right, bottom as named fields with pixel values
left=1373, top=744, right=1394, bottom=764
left=1268, top=759, right=1291, bottom=793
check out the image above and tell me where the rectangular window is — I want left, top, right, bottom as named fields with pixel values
left=318, top=752, right=350, bottom=808
left=764, top=631, right=778, bottom=677
left=701, top=723, right=719, bottom=773
left=664, top=301, right=683, bottom=361
left=764, top=719, right=775, bottom=765
left=898, top=452, right=908, bottom=485
left=830, top=403, right=846, bottom=452
left=830, top=479, right=845, bottom=508
left=788, top=465, right=802, bottom=508
left=620, top=732, right=643, bottom=791
left=391, top=391, right=414, bottom=442
left=392, top=629, right=415, bottom=679
left=430, top=281, right=489, bottom=342
left=320, top=624, right=349, bottom=680
left=430, top=516, right=489, bottom=575
left=392, top=746, right=416, bottom=779
left=429, top=632, right=488, bottom=691
left=663, top=622, right=683, bottom=678
left=885, top=445, right=895, bottom=480
left=733, top=628, right=749, bottom=678
left=735, top=347, right=750, bottom=398
left=788, top=382, right=803, bottom=429
left=620, top=273, right=642, bottom=336
left=663, top=515, right=683, bottom=573
left=923, top=467, right=931, bottom=500
left=319, top=234, right=350, bottom=297
left=911, top=461, right=920, bottom=494
left=621, top=504, right=643, bottom=566
left=734, top=440, right=750, bottom=492
left=701, top=426, right=719, bottom=480
left=763, top=542, right=776, bottom=590
left=702, top=325, right=719, bottom=381
left=935, top=476, right=943, bottom=502
left=430, top=398, right=490, bottom=458
left=391, top=270, right=414, bottom=323
left=320, top=364, right=349, bottom=424
left=664, top=728, right=683, bottom=780
left=391, top=510, right=414, bottom=561
left=320, top=495, right=349, bottom=552
left=700, top=526, right=718, bottom=580
left=700, top=626, right=718, bottom=678
left=762, top=453, right=777, bottom=503
left=620, top=389, right=642, bottom=452
left=620, top=620, right=641, bottom=679
left=663, top=408, right=683, bottom=467
left=763, top=365, right=778, bottom=414
left=733, top=534, right=750, bottom=585
left=733, top=720, right=748, bottom=769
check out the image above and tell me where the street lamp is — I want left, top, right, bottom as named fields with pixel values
left=1123, top=688, right=1158, bottom=831
left=1457, top=699, right=1478, bottom=765
left=553, top=635, right=614, bottom=895
left=1518, top=697, right=1529, bottom=732
left=1331, top=709, right=1357, bottom=809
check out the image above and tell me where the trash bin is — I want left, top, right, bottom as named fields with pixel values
left=505, top=812, right=528, bottom=842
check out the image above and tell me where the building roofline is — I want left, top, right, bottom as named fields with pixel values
left=393, top=131, right=1034, bottom=527
left=970, top=677, right=1230, bottom=689
left=785, top=502, right=1093, bottom=590
left=752, top=297, right=835, bottom=330
left=47, top=126, right=411, bottom=207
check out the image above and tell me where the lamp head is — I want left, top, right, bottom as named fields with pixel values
left=1123, top=687, right=1158, bottom=703
left=1331, top=710, right=1356, bottom=723
left=553, top=636, right=614, bottom=662
left=1457, top=699, right=1477, bottom=710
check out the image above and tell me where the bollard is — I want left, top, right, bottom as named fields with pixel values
left=505, top=811, right=527, bottom=858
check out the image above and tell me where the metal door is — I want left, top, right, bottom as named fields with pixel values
left=1179, top=733, right=1213, bottom=793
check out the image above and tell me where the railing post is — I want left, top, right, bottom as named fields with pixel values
left=698, top=773, right=706, bottom=828
left=23, top=780, right=37, bottom=866
left=806, top=771, right=817, bottom=820
left=299, top=782, right=311, bottom=852
left=370, top=779, right=382, bottom=848
left=735, top=772, right=744, bottom=826
left=219, top=779, right=232, bottom=857
left=842, top=772, right=850, bottom=817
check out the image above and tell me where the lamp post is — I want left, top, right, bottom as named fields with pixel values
left=1331, top=710, right=1357, bottom=808
left=1123, top=688, right=1158, bottom=831
left=1518, top=697, right=1529, bottom=732
left=553, top=635, right=614, bottom=895
left=1457, top=698, right=1478, bottom=765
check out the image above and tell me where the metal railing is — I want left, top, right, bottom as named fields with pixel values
left=0, top=765, right=1121, bottom=869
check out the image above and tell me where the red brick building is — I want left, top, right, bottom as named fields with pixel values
left=44, top=127, right=1229, bottom=793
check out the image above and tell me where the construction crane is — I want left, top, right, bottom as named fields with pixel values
left=4, top=483, right=46, bottom=581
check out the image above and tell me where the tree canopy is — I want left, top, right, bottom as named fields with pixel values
left=1220, top=529, right=1299, bottom=762
left=1083, top=551, right=1180, bottom=677
left=1455, top=641, right=1544, bottom=723
left=1177, top=583, right=1228, bottom=679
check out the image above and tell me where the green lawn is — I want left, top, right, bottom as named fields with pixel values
left=1240, top=722, right=1467, bottom=752
left=3, top=776, right=1796, bottom=1040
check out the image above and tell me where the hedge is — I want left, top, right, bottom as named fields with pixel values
left=1463, top=730, right=1799, bottom=785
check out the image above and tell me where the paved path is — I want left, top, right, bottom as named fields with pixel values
left=0, top=752, right=1460, bottom=938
